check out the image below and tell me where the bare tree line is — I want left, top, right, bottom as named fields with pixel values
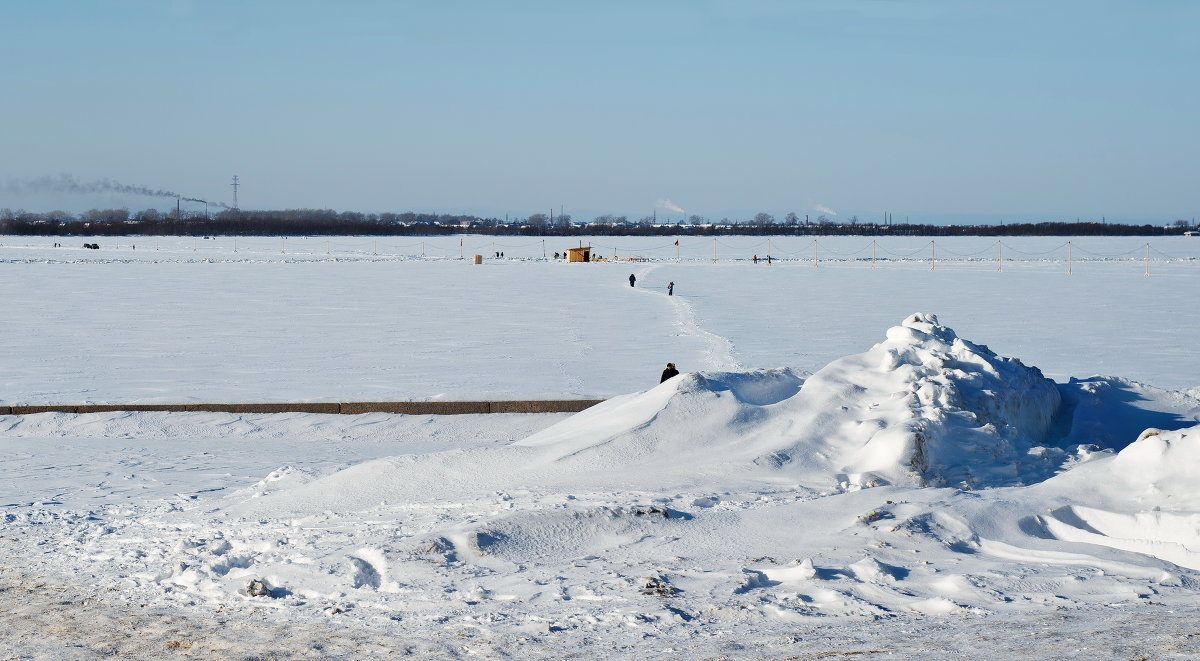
left=0, top=207, right=1193, bottom=237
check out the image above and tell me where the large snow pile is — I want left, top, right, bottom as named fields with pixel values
left=521, top=312, right=1064, bottom=490
left=803, top=311, right=1062, bottom=488
left=236, top=312, right=1062, bottom=522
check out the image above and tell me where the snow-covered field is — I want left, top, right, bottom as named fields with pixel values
left=3, top=235, right=1200, bottom=659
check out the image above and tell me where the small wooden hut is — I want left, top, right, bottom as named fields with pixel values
left=566, top=246, right=593, bottom=262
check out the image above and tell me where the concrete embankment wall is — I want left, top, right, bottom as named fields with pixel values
left=0, top=400, right=605, bottom=415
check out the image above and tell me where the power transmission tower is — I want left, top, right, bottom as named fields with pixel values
left=231, top=175, right=240, bottom=210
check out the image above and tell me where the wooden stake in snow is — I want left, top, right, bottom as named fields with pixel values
left=997, top=240, right=1003, bottom=272
left=1144, top=243, right=1150, bottom=277
left=1067, top=241, right=1072, bottom=275
left=930, top=240, right=937, bottom=271
left=813, top=239, right=819, bottom=268
left=872, top=240, right=877, bottom=269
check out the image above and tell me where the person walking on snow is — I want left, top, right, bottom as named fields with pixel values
left=660, top=362, right=680, bottom=383
left=629, top=273, right=636, bottom=287
left=667, top=281, right=674, bottom=295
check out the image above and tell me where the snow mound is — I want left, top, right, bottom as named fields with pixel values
left=806, top=312, right=1062, bottom=487
left=515, top=312, right=1062, bottom=490
left=513, top=367, right=806, bottom=469
left=1035, top=425, right=1200, bottom=569
left=233, top=314, right=1067, bottom=519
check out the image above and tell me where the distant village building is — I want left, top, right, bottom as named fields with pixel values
left=566, top=246, right=593, bottom=262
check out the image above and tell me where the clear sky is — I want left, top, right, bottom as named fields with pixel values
left=1, top=0, right=1196, bottom=224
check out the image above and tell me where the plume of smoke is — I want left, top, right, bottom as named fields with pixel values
left=811, top=203, right=837, bottom=216
left=1, top=174, right=229, bottom=208
left=655, top=198, right=685, bottom=214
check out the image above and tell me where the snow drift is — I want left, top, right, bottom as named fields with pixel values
left=235, top=313, right=1067, bottom=519
left=1032, top=425, right=1200, bottom=570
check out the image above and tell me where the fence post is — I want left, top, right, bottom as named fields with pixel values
left=997, top=240, right=1002, bottom=272
left=871, top=239, right=876, bottom=268
left=1067, top=241, right=1072, bottom=275
left=1144, top=243, right=1149, bottom=277
left=813, top=239, right=819, bottom=268
left=930, top=240, right=936, bottom=271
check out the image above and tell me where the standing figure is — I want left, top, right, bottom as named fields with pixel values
left=629, top=273, right=636, bottom=287
left=753, top=254, right=758, bottom=264
left=667, top=281, right=674, bottom=296
left=660, top=362, right=680, bottom=383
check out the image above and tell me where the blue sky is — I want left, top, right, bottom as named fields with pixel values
left=1, top=0, right=1195, bottom=224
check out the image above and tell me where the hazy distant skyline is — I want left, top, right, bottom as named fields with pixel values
left=1, top=0, right=1196, bottom=224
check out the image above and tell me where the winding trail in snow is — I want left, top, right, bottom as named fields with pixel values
left=631, top=264, right=741, bottom=372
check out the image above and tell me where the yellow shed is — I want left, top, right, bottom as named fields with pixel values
left=566, top=246, right=593, bottom=262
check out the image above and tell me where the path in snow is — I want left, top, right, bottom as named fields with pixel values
left=632, top=262, right=741, bottom=372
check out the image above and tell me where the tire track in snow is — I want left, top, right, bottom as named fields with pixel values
left=632, top=265, right=741, bottom=372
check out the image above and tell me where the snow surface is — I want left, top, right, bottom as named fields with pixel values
left=3, top=234, right=1199, bottom=403
left=4, top=235, right=1200, bottom=659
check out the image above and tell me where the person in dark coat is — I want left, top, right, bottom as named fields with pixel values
left=629, top=273, right=636, bottom=287
left=660, top=362, right=679, bottom=383
left=667, top=281, right=674, bottom=295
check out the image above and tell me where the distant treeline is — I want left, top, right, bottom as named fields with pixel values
left=1, top=207, right=1194, bottom=237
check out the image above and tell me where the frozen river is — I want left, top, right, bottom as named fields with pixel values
left=3, top=234, right=1198, bottom=404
